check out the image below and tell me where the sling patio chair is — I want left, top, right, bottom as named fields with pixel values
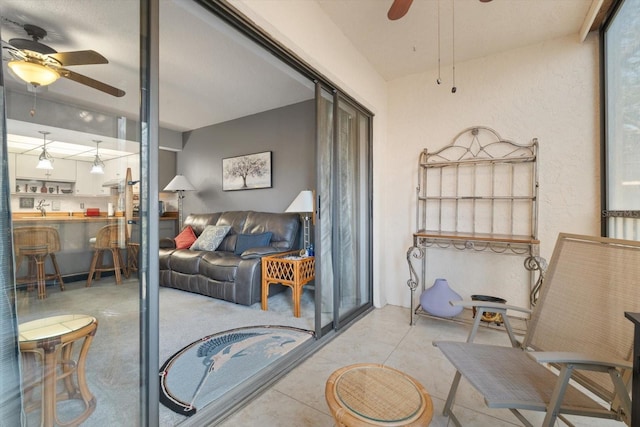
left=434, top=233, right=640, bottom=426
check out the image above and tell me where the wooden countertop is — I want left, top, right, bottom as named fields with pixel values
left=13, top=212, right=178, bottom=222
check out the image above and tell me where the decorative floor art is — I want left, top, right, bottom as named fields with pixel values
left=159, top=325, right=314, bottom=416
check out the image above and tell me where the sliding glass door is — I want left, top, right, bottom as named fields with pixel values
left=0, top=1, right=373, bottom=424
left=0, top=1, right=149, bottom=425
left=317, top=87, right=373, bottom=334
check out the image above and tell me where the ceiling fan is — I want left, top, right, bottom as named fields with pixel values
left=388, top=0, right=493, bottom=20
left=2, top=23, right=125, bottom=97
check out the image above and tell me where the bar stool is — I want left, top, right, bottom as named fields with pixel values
left=127, top=242, right=140, bottom=276
left=86, top=224, right=127, bottom=286
left=14, top=226, right=65, bottom=299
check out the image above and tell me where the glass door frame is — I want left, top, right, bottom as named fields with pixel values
left=0, top=1, right=374, bottom=423
left=315, top=84, right=374, bottom=338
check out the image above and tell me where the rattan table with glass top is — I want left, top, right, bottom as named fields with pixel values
left=326, top=363, right=433, bottom=426
left=19, top=314, right=98, bottom=427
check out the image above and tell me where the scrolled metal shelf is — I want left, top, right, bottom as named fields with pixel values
left=414, top=232, right=536, bottom=256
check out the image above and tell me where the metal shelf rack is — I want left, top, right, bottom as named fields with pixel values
left=406, top=126, right=546, bottom=325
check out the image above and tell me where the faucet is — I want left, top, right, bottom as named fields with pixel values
left=36, top=199, right=49, bottom=217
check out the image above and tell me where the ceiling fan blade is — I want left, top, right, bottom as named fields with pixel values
left=387, top=0, right=413, bottom=20
left=60, top=69, right=125, bottom=97
left=49, top=50, right=108, bottom=66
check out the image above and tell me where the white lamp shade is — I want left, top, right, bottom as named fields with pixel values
left=90, top=163, right=104, bottom=174
left=285, top=190, right=314, bottom=213
left=36, top=158, right=54, bottom=170
left=164, top=175, right=196, bottom=192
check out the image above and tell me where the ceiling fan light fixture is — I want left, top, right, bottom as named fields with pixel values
left=8, top=60, right=60, bottom=87
left=90, top=140, right=105, bottom=174
left=36, top=130, right=54, bottom=170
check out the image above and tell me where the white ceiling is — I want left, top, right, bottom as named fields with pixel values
left=0, top=0, right=597, bottom=154
left=316, top=0, right=595, bottom=81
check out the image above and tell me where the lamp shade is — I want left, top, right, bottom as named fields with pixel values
left=285, top=190, right=314, bottom=213
left=163, top=175, right=196, bottom=192
left=36, top=130, right=54, bottom=170
left=90, top=163, right=104, bottom=174
left=90, top=140, right=105, bottom=174
left=8, top=60, right=60, bottom=86
left=36, top=158, right=54, bottom=170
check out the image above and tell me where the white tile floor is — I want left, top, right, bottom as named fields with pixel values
left=218, top=304, right=627, bottom=427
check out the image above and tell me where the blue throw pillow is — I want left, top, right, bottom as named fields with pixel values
left=234, top=232, right=272, bottom=255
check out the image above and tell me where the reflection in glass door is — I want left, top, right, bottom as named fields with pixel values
left=0, top=2, right=144, bottom=425
left=316, top=85, right=372, bottom=334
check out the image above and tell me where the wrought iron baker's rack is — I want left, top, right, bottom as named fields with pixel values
left=406, top=126, right=546, bottom=325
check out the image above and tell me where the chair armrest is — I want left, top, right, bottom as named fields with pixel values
left=240, top=246, right=284, bottom=259
left=528, top=350, right=633, bottom=419
left=159, top=238, right=176, bottom=249
left=528, top=351, right=632, bottom=371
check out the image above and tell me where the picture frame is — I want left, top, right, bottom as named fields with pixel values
left=19, top=197, right=35, bottom=208
left=222, top=151, right=272, bottom=191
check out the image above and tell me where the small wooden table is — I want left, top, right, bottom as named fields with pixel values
left=19, top=314, right=98, bottom=427
left=261, top=251, right=315, bottom=317
left=326, top=363, right=433, bottom=426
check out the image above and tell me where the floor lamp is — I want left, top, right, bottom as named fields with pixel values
left=285, top=190, right=314, bottom=254
left=163, top=175, right=195, bottom=226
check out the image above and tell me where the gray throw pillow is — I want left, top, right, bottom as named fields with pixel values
left=190, top=225, right=231, bottom=251
left=234, top=232, right=272, bottom=255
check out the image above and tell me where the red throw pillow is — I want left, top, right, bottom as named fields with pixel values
left=174, top=226, right=197, bottom=249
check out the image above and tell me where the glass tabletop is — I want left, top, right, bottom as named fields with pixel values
left=19, top=314, right=96, bottom=342
left=334, top=365, right=423, bottom=423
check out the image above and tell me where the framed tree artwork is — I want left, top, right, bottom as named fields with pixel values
left=222, top=151, right=272, bottom=191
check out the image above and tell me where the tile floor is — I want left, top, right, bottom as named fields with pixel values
left=218, top=304, right=626, bottom=427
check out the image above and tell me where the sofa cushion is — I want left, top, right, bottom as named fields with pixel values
left=234, top=232, right=272, bottom=255
left=243, top=211, right=300, bottom=250
left=183, top=213, right=221, bottom=236
left=168, top=249, right=206, bottom=274
left=199, top=252, right=239, bottom=282
left=174, top=226, right=197, bottom=249
left=215, top=211, right=249, bottom=252
left=190, top=225, right=231, bottom=251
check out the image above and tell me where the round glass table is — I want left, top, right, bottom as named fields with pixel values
left=325, top=363, right=433, bottom=426
left=19, top=314, right=98, bottom=427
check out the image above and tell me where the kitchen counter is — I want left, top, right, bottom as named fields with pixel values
left=13, top=213, right=178, bottom=279
left=13, top=212, right=178, bottom=222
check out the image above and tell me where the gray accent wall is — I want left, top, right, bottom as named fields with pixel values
left=179, top=100, right=315, bottom=216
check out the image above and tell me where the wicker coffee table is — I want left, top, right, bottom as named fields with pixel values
left=326, top=363, right=433, bottom=426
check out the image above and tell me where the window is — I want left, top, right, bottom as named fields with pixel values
left=603, top=0, right=640, bottom=239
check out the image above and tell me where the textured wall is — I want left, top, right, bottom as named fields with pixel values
left=383, top=33, right=601, bottom=308
left=228, top=1, right=600, bottom=310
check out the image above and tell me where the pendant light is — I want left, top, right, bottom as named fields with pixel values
left=90, top=140, right=105, bottom=174
left=435, top=0, right=458, bottom=93
left=36, top=131, right=53, bottom=170
left=451, top=0, right=457, bottom=93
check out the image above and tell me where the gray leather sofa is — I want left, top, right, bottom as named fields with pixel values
left=159, top=211, right=300, bottom=306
